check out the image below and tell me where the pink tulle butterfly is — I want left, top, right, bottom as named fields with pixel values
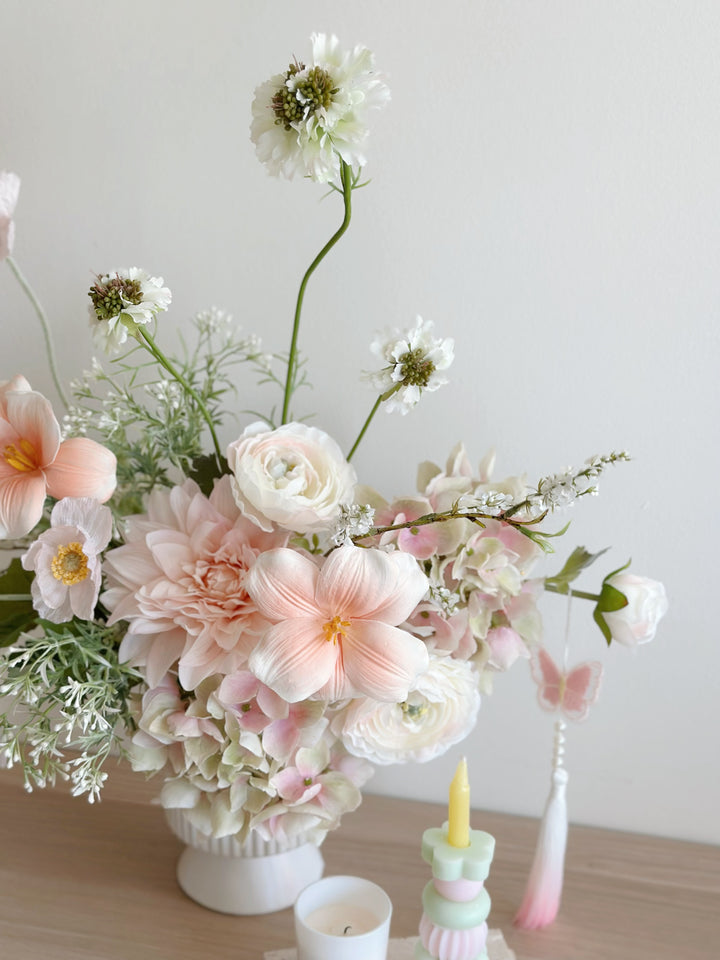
left=530, top=647, right=603, bottom=722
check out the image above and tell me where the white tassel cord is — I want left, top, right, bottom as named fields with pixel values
left=514, top=721, right=568, bottom=930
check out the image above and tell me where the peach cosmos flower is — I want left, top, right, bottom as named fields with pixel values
left=103, top=477, right=288, bottom=690
left=0, top=376, right=116, bottom=540
left=247, top=543, right=430, bottom=703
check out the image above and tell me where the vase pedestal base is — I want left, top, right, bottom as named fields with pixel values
left=176, top=840, right=325, bottom=915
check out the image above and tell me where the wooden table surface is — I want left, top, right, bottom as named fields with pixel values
left=0, top=763, right=718, bottom=959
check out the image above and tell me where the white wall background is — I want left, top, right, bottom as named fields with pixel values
left=2, top=1, right=718, bottom=844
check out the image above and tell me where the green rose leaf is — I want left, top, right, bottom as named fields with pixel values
left=545, top=545, right=609, bottom=593
left=592, top=559, right=631, bottom=646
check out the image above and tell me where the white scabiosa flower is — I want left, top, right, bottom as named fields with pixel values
left=21, top=497, right=113, bottom=622
left=334, top=653, right=480, bottom=764
left=88, top=268, right=171, bottom=354
left=367, top=316, right=454, bottom=414
left=251, top=33, right=390, bottom=183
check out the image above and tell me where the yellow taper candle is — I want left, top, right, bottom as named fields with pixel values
left=447, top=756, right=470, bottom=847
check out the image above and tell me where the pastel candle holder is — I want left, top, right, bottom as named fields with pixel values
left=415, top=822, right=496, bottom=960
left=294, top=875, right=393, bottom=960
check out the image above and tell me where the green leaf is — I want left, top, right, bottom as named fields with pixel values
left=545, top=545, right=610, bottom=592
left=593, top=604, right=613, bottom=645
left=188, top=453, right=229, bottom=496
left=0, top=558, right=37, bottom=647
left=592, top=559, right=632, bottom=646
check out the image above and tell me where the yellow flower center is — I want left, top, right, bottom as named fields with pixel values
left=322, top=615, right=351, bottom=645
left=51, top=542, right=90, bottom=586
left=3, top=438, right=39, bottom=473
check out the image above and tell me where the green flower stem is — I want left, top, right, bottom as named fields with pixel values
left=281, top=159, right=354, bottom=425
left=0, top=594, right=32, bottom=602
left=137, top=328, right=224, bottom=469
left=346, top=395, right=382, bottom=462
left=6, top=256, right=69, bottom=410
left=543, top=582, right=600, bottom=602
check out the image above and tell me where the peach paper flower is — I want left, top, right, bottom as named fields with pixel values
left=0, top=376, right=116, bottom=540
left=247, top=542, right=430, bottom=703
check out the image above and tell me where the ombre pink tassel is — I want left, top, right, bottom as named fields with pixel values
left=514, top=721, right=568, bottom=929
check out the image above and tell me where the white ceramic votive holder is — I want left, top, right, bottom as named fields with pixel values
left=294, top=875, right=393, bottom=960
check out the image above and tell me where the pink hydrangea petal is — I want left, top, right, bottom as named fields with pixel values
left=217, top=671, right=260, bottom=706
left=247, top=549, right=321, bottom=620
left=248, top=619, right=336, bottom=702
left=0, top=471, right=47, bottom=539
left=342, top=619, right=429, bottom=702
left=45, top=437, right=116, bottom=502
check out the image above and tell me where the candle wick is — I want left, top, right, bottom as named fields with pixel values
left=343, top=925, right=352, bottom=935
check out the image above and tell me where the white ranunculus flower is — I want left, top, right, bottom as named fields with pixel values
left=600, top=573, right=668, bottom=646
left=335, top=653, right=480, bottom=765
left=226, top=422, right=357, bottom=534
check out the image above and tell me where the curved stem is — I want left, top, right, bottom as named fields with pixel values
left=281, top=159, right=354, bottom=424
left=137, top=328, right=224, bottom=469
left=346, top=395, right=382, bottom=462
left=543, top=582, right=600, bottom=602
left=7, top=256, right=69, bottom=410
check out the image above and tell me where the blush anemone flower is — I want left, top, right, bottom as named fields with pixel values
left=0, top=171, right=20, bottom=261
left=247, top=542, right=430, bottom=703
left=22, top=497, right=113, bottom=622
left=0, top=376, right=116, bottom=540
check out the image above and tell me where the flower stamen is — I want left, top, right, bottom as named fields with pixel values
left=272, top=63, right=338, bottom=130
left=4, top=438, right=38, bottom=472
left=397, top=347, right=436, bottom=387
left=51, top=542, right=90, bottom=586
left=88, top=274, right=144, bottom=322
left=322, top=615, right=351, bottom=645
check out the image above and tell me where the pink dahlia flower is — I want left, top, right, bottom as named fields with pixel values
left=0, top=376, right=116, bottom=539
left=103, top=477, right=288, bottom=690
left=22, top=497, right=113, bottom=622
left=247, top=542, right=430, bottom=703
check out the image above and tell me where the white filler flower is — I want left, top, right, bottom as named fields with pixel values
left=88, top=267, right=172, bottom=354
left=251, top=33, right=390, bottom=182
left=368, top=316, right=454, bottom=414
left=335, top=653, right=480, bottom=764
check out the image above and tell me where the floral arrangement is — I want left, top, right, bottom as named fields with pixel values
left=0, top=34, right=667, bottom=848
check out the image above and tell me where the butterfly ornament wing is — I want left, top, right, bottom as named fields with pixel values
left=530, top=647, right=603, bottom=722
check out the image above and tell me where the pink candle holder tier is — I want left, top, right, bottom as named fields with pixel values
left=415, top=823, right=496, bottom=960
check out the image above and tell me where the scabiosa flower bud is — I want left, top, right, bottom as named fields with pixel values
left=88, top=268, right=171, bottom=355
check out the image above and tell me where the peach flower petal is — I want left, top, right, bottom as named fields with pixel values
left=45, top=437, right=117, bottom=502
left=249, top=619, right=337, bottom=702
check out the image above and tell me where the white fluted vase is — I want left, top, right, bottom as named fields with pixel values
left=165, top=809, right=325, bottom=915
